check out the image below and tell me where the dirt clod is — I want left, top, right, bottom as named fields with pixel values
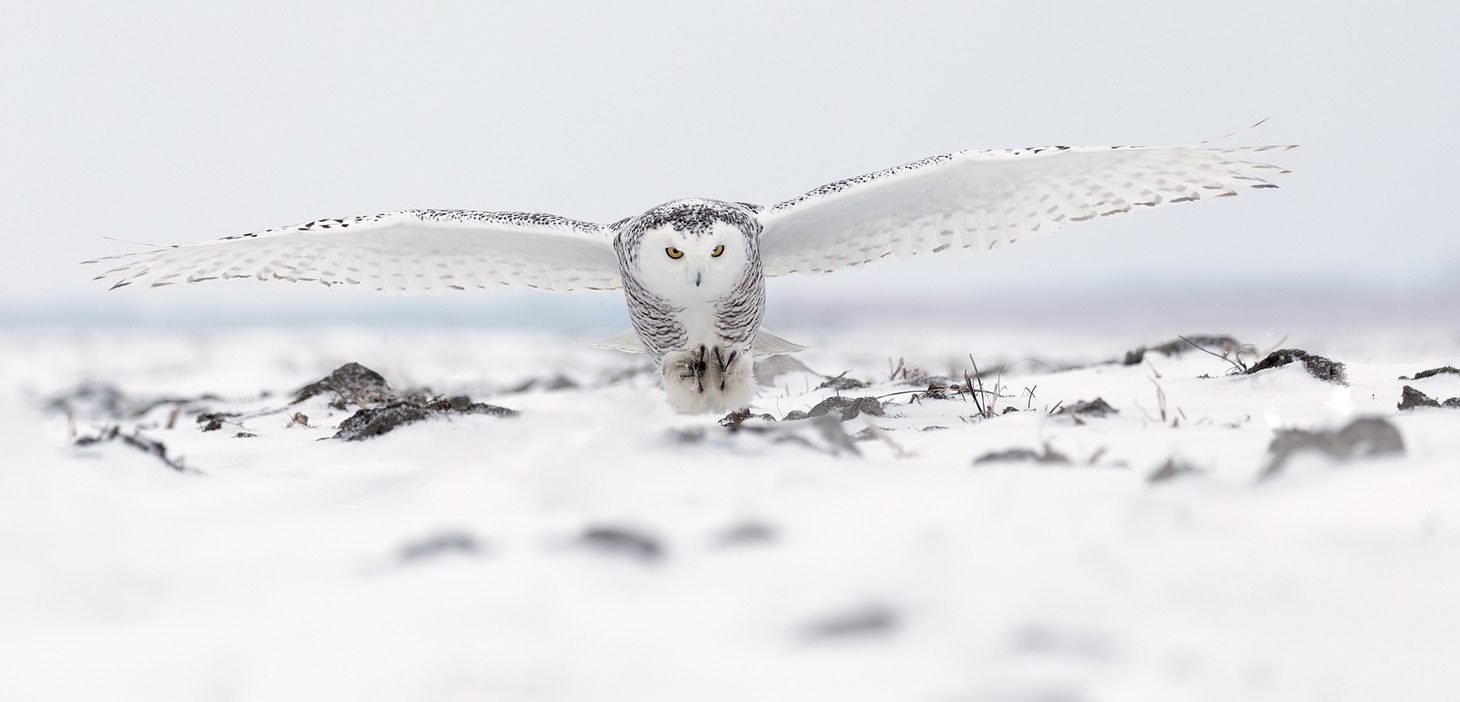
left=973, top=444, right=1073, bottom=466
left=397, top=531, right=486, bottom=562
left=292, top=362, right=393, bottom=407
left=507, top=374, right=580, bottom=393
left=714, top=522, right=778, bottom=547
left=576, top=526, right=663, bottom=563
left=1245, top=349, right=1348, bottom=385
left=805, top=396, right=885, bottom=421
left=1124, top=335, right=1243, bottom=366
left=1400, top=366, right=1460, bottom=380
left=801, top=603, right=899, bottom=641
left=1398, top=385, right=1460, bottom=410
left=1148, top=457, right=1202, bottom=484
left=197, top=412, right=236, bottom=432
left=1056, top=398, right=1118, bottom=418
left=333, top=399, right=517, bottom=441
left=817, top=372, right=867, bottom=392
left=720, top=408, right=775, bottom=429
left=1258, top=417, right=1404, bottom=480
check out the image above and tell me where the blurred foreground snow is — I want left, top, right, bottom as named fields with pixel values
left=2, top=322, right=1458, bottom=701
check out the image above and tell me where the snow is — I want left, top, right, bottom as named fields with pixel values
left=2, top=322, right=1458, bottom=701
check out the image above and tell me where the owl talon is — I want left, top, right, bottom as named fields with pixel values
left=694, top=345, right=708, bottom=393
left=712, top=347, right=740, bottom=390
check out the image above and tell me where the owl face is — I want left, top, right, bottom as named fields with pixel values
left=634, top=219, right=750, bottom=302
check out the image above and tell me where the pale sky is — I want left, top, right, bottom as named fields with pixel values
left=3, top=1, right=1456, bottom=329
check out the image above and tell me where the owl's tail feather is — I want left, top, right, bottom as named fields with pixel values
left=752, top=329, right=808, bottom=356
left=591, top=329, right=648, bottom=355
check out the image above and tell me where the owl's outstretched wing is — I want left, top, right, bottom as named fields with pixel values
left=86, top=209, right=623, bottom=292
left=755, top=143, right=1294, bottom=276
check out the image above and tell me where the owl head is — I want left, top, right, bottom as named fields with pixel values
left=619, top=199, right=761, bottom=302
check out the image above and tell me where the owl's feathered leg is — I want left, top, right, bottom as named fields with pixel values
left=660, top=344, right=756, bottom=414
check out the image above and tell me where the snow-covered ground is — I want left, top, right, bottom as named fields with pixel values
left=2, top=321, right=1458, bottom=701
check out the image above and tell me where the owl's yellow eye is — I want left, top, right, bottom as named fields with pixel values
left=711, top=244, right=725, bottom=257
left=665, top=247, right=684, bottom=259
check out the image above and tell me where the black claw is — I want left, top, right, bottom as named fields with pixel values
left=694, top=345, right=709, bottom=393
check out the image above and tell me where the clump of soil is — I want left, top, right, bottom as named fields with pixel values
left=196, top=411, right=237, bottom=432
left=1056, top=398, right=1118, bottom=418
left=333, top=396, right=517, bottom=441
left=1398, top=385, right=1460, bottom=410
left=785, top=396, right=886, bottom=422
left=973, top=444, right=1073, bottom=466
left=507, top=374, right=580, bottom=393
left=73, top=426, right=192, bottom=473
left=1400, top=366, right=1460, bottom=380
left=397, top=531, right=486, bottom=563
left=800, top=603, right=899, bottom=641
left=46, top=382, right=220, bottom=420
left=1258, top=417, right=1404, bottom=480
left=714, top=521, right=778, bottom=547
left=719, top=408, right=776, bottom=429
left=695, top=414, right=860, bottom=457
left=292, top=362, right=394, bottom=407
left=1123, top=335, right=1243, bottom=366
left=576, top=526, right=663, bottom=563
left=1148, top=457, right=1202, bottom=484
left=1245, top=349, right=1348, bottom=385
left=817, top=372, right=867, bottom=392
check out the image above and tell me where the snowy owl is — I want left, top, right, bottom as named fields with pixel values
left=88, top=140, right=1293, bottom=414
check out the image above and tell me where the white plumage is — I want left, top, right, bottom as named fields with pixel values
left=87, top=138, right=1294, bottom=414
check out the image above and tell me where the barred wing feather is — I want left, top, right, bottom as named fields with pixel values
left=86, top=209, right=623, bottom=293
left=756, top=144, right=1294, bottom=277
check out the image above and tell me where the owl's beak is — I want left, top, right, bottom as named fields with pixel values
left=694, top=271, right=702, bottom=287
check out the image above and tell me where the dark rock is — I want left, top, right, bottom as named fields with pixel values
left=292, top=362, right=393, bottom=406
left=333, top=398, right=517, bottom=441
left=801, top=603, right=898, bottom=640
left=806, top=396, right=885, bottom=421
left=1056, top=398, right=1118, bottom=418
left=1400, top=366, right=1460, bottom=380
left=508, top=374, right=580, bottom=393
left=899, top=374, right=958, bottom=388
left=196, top=412, right=236, bottom=432
left=398, top=531, right=485, bottom=562
left=1148, top=457, right=1201, bottom=484
left=720, top=408, right=775, bottom=429
left=1258, top=417, right=1404, bottom=480
left=1398, top=385, right=1441, bottom=410
left=714, top=522, right=778, bottom=547
left=817, top=372, right=867, bottom=392
left=1398, top=385, right=1460, bottom=410
left=577, top=526, right=663, bottom=563
left=1124, top=335, right=1242, bottom=366
left=44, top=382, right=130, bottom=418
left=973, top=444, right=1073, bottom=466
left=1245, top=349, right=1348, bottom=385
left=46, top=383, right=221, bottom=420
